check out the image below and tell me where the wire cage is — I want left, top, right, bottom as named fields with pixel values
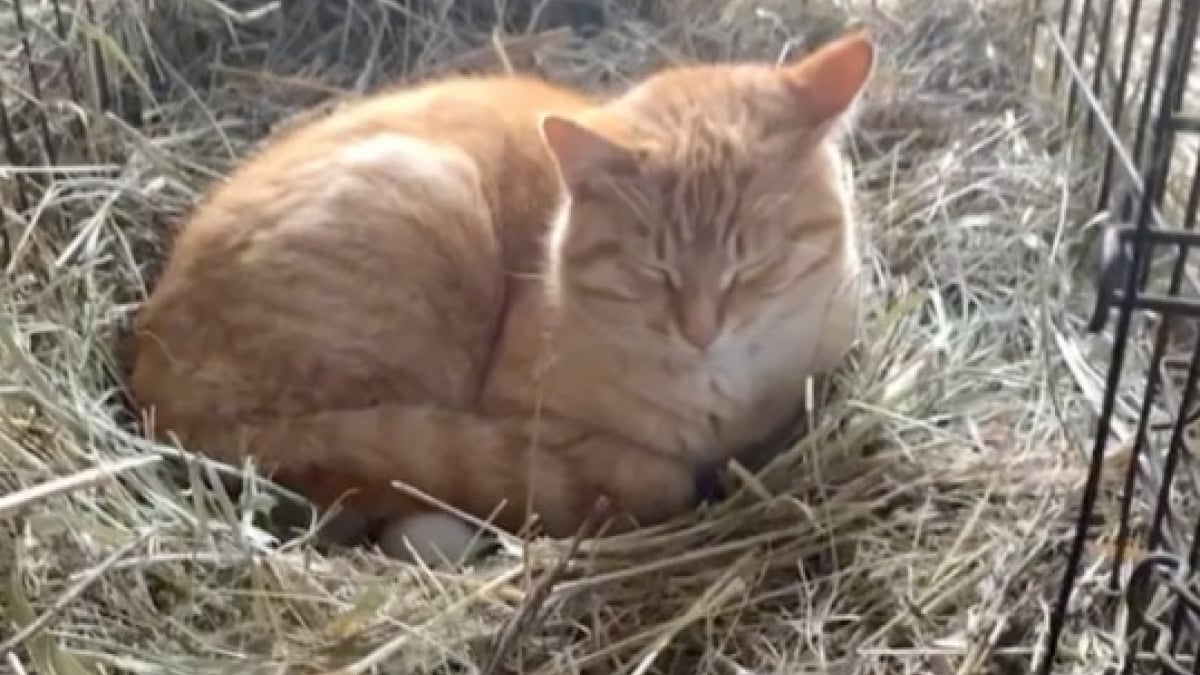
left=1033, top=0, right=1200, bottom=673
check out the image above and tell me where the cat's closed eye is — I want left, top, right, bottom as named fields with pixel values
left=730, top=257, right=778, bottom=286
left=633, top=259, right=680, bottom=289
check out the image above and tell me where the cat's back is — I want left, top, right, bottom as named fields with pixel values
left=237, top=75, right=587, bottom=189
left=132, top=74, right=589, bottom=424
left=171, top=74, right=590, bottom=265
left=270, top=74, right=590, bottom=163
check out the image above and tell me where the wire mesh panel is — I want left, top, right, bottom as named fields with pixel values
left=1035, top=0, right=1200, bottom=673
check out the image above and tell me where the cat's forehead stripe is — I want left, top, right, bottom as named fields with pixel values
left=659, top=122, right=746, bottom=250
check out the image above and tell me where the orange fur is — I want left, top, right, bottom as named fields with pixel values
left=128, top=31, right=875, bottom=547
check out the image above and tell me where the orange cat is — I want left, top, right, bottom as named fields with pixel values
left=128, top=30, right=874, bottom=561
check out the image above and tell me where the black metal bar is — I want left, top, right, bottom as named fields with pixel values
left=1130, top=0, right=1174, bottom=175
left=0, top=198, right=9, bottom=271
left=1115, top=225, right=1200, bottom=248
left=1150, top=339, right=1200, bottom=675
left=1098, top=0, right=1147, bottom=214
left=1040, top=227, right=1153, bottom=675
left=0, top=79, right=15, bottom=267
left=1150, top=2, right=1198, bottom=210
left=1110, top=313, right=1171, bottom=590
left=1137, top=2, right=1190, bottom=293
left=1066, top=0, right=1095, bottom=123
left=1086, top=0, right=1119, bottom=140
left=1152, top=338, right=1200, bottom=672
left=1132, top=117, right=1200, bottom=662
left=1171, top=116, right=1200, bottom=133
left=1126, top=555, right=1179, bottom=675
left=1107, top=292, right=1200, bottom=320
left=1116, top=138, right=1200, bottom=606
left=1053, top=0, right=1077, bottom=90
left=1184, top=155, right=1200, bottom=239
left=1166, top=433, right=1200, bottom=661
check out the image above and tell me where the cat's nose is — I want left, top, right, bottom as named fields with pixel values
left=677, top=297, right=721, bottom=351
left=681, top=320, right=718, bottom=350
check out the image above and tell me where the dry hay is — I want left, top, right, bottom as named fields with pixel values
left=0, top=0, right=1150, bottom=673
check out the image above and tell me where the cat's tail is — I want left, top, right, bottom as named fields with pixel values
left=161, top=403, right=701, bottom=541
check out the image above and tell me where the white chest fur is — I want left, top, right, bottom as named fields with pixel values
left=548, top=302, right=829, bottom=464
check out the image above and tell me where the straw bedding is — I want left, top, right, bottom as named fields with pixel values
left=0, top=0, right=1160, bottom=673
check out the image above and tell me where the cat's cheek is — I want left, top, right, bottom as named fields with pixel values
left=721, top=310, right=757, bottom=335
left=719, top=284, right=775, bottom=332
left=759, top=267, right=825, bottom=299
left=644, top=312, right=672, bottom=335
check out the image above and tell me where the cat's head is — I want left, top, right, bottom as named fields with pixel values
left=540, top=30, right=874, bottom=357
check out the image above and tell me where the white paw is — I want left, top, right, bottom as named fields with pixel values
left=377, top=512, right=479, bottom=565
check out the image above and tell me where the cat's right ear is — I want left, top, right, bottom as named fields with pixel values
left=779, top=29, right=876, bottom=131
left=540, top=115, right=639, bottom=193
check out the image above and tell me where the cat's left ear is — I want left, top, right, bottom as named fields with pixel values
left=779, top=29, right=876, bottom=130
left=540, top=114, right=640, bottom=194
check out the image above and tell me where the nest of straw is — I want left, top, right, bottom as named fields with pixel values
left=0, top=0, right=1159, bottom=673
